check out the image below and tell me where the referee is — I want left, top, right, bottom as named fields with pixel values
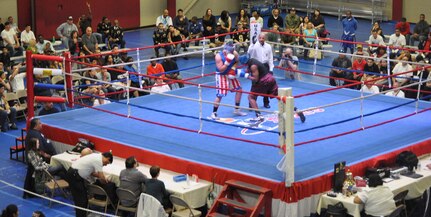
left=248, top=32, right=274, bottom=108
left=65, top=151, right=113, bottom=217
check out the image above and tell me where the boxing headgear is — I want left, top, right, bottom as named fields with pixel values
left=223, top=42, right=235, bottom=54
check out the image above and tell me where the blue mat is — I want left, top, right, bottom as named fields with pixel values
left=40, top=80, right=431, bottom=182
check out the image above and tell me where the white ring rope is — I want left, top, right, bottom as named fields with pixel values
left=298, top=77, right=431, bottom=113
left=0, top=179, right=119, bottom=217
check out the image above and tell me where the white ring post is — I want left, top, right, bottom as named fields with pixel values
left=359, top=81, right=365, bottom=130
left=312, top=37, right=319, bottom=75
left=278, top=88, right=294, bottom=187
left=201, top=38, right=206, bottom=77
left=386, top=46, right=392, bottom=88
left=137, top=49, right=143, bottom=88
left=198, top=84, right=203, bottom=133
left=126, top=71, right=131, bottom=118
left=415, top=68, right=424, bottom=113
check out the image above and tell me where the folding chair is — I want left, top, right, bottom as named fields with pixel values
left=42, top=168, right=70, bottom=207
left=393, top=190, right=409, bottom=217
left=170, top=195, right=201, bottom=217
left=115, top=188, right=138, bottom=217
left=386, top=204, right=405, bottom=217
left=87, top=184, right=114, bottom=213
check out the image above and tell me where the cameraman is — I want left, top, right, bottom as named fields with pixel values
left=8, top=63, right=25, bottom=92
left=279, top=47, right=300, bottom=80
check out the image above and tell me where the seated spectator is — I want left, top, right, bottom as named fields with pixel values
left=214, top=23, right=226, bottom=44
left=161, top=54, right=183, bottom=89
left=77, top=2, right=102, bottom=43
left=232, top=22, right=249, bottom=53
left=279, top=47, right=299, bottom=80
left=388, top=28, right=406, bottom=58
left=395, top=17, right=411, bottom=45
left=43, top=42, right=55, bottom=55
left=109, top=19, right=126, bottom=49
left=20, top=24, right=36, bottom=48
left=285, top=8, right=301, bottom=40
left=8, top=63, right=25, bottom=92
left=38, top=102, right=60, bottom=116
left=202, top=8, right=217, bottom=43
left=310, top=9, right=325, bottom=37
left=250, top=10, right=263, bottom=27
left=368, top=30, right=385, bottom=54
left=363, top=58, right=380, bottom=80
left=418, top=33, right=431, bottom=62
left=111, top=45, right=123, bottom=64
left=302, top=21, right=318, bottom=59
left=0, top=83, right=17, bottom=132
left=410, top=14, right=429, bottom=46
left=167, top=25, right=184, bottom=56
left=385, top=81, right=405, bottom=98
left=97, top=16, right=111, bottom=44
left=32, top=211, right=46, bottom=217
left=151, top=76, right=171, bottom=94
left=147, top=57, right=165, bottom=85
left=33, top=74, right=52, bottom=96
left=218, top=10, right=232, bottom=36
left=329, top=50, right=352, bottom=86
left=267, top=8, right=283, bottom=28
left=354, top=174, right=396, bottom=216
left=82, top=27, right=98, bottom=55
left=7, top=16, right=20, bottom=35
left=119, top=156, right=148, bottom=207
left=153, top=23, right=170, bottom=57
left=347, top=51, right=366, bottom=89
left=299, top=16, right=311, bottom=36
left=146, top=166, right=172, bottom=209
left=123, top=56, right=148, bottom=97
left=0, top=48, right=11, bottom=70
left=360, top=76, right=380, bottom=94
left=69, top=30, right=83, bottom=57
left=35, top=35, right=54, bottom=54
left=235, top=9, right=249, bottom=29
left=82, top=67, right=105, bottom=105
left=26, top=118, right=56, bottom=162
left=0, top=70, right=11, bottom=92
left=375, top=46, right=387, bottom=59
left=173, top=9, right=189, bottom=41
left=26, top=138, right=66, bottom=193
left=56, top=16, right=78, bottom=49
left=1, top=22, right=24, bottom=57
left=26, top=39, right=37, bottom=54
left=352, top=44, right=369, bottom=62
left=156, top=9, right=173, bottom=30
left=188, top=16, right=203, bottom=46
left=1, top=204, right=18, bottom=217
left=97, top=68, right=117, bottom=100
left=370, top=21, right=384, bottom=39
left=392, top=56, right=413, bottom=86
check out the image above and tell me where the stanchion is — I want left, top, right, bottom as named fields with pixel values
left=126, top=71, right=131, bottom=118
left=64, top=52, right=73, bottom=108
left=198, top=84, right=203, bottom=133
left=201, top=38, right=206, bottom=77
left=278, top=88, right=294, bottom=187
left=386, top=46, right=392, bottom=88
left=25, top=50, right=34, bottom=129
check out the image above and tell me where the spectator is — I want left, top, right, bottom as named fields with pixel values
left=8, top=63, right=25, bottom=92
left=151, top=76, right=171, bottom=94
left=69, top=30, right=83, bottom=56
left=1, top=204, right=18, bottom=217
left=233, top=22, right=249, bottom=53
left=0, top=83, right=17, bottom=132
left=250, top=10, right=263, bottom=27
left=26, top=118, right=56, bottom=161
left=56, top=16, right=78, bottom=49
left=281, top=28, right=296, bottom=48
left=82, top=27, right=98, bottom=54
left=111, top=45, right=123, bottom=64
left=363, top=58, right=380, bottom=79
left=329, top=50, right=352, bottom=86
left=161, top=54, right=184, bottom=89
left=375, top=46, right=387, bottom=59
left=1, top=22, right=24, bottom=57
left=156, top=9, right=173, bottom=30
left=119, top=156, right=148, bottom=207
left=38, top=102, right=60, bottom=116
left=97, top=16, right=111, bottom=44
left=26, top=39, right=37, bottom=54
left=370, top=21, right=384, bottom=39
left=65, top=152, right=113, bottom=217
left=202, top=8, right=217, bottom=43
left=395, top=17, right=411, bottom=45
left=82, top=67, right=105, bottom=106
left=285, top=8, right=301, bottom=37
left=32, top=211, right=45, bottom=217
left=167, top=25, right=184, bottom=56
left=352, top=44, right=369, bottom=62
left=0, top=48, right=11, bottom=70
left=0, top=70, right=11, bottom=92
left=279, top=47, right=300, bottom=80
left=188, top=16, right=203, bottom=46
left=96, top=68, right=117, bottom=100
left=418, top=33, right=431, bottom=62
left=35, top=35, right=54, bottom=54
left=235, top=9, right=249, bottom=28
left=7, top=16, right=20, bottom=36
left=299, top=16, right=311, bottom=36
left=267, top=8, right=283, bottom=28
left=385, top=81, right=405, bottom=98
left=392, top=56, right=413, bottom=86
left=123, top=56, right=147, bottom=97
left=43, top=42, right=55, bottom=55
left=347, top=51, right=366, bottom=89
left=341, top=10, right=358, bottom=54
left=388, top=28, right=406, bottom=58
left=146, top=166, right=172, bottom=209
left=266, top=23, right=281, bottom=57
left=26, top=138, right=66, bottom=193
left=368, top=29, right=385, bottom=54
left=218, top=10, right=232, bottom=34
left=20, top=24, right=36, bottom=48
left=354, top=174, right=396, bottom=216
left=310, top=9, right=325, bottom=37
left=173, top=9, right=189, bottom=39
left=360, top=76, right=380, bottom=94
left=410, top=14, right=429, bottom=46
left=147, top=57, right=165, bottom=85
left=302, top=21, right=318, bottom=59
left=109, top=19, right=126, bottom=49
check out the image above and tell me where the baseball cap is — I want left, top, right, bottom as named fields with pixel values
left=68, top=16, right=73, bottom=20
left=290, top=7, right=296, bottom=11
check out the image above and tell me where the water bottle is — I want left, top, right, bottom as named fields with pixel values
left=417, top=162, right=421, bottom=171
left=52, top=36, right=55, bottom=43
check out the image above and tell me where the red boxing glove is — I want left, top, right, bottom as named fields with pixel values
left=224, top=53, right=235, bottom=65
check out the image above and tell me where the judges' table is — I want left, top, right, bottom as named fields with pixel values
left=51, top=152, right=211, bottom=208
left=316, top=157, right=431, bottom=217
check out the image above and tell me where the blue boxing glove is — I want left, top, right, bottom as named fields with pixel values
left=236, top=68, right=250, bottom=79
left=238, top=54, right=250, bottom=65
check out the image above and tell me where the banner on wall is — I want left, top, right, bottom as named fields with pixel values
left=250, top=21, right=262, bottom=45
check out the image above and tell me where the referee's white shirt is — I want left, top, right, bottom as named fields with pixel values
left=72, top=153, right=103, bottom=183
left=248, top=42, right=274, bottom=71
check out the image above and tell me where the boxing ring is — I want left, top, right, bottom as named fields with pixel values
left=24, top=31, right=431, bottom=216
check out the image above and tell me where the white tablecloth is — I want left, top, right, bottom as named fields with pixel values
left=51, top=152, right=211, bottom=208
left=316, top=157, right=431, bottom=217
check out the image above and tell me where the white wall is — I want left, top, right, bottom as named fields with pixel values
left=403, top=0, right=431, bottom=22
left=0, top=0, right=18, bottom=24
left=140, top=0, right=167, bottom=26
left=177, top=0, right=241, bottom=20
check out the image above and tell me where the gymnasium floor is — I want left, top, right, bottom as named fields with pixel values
left=0, top=12, right=426, bottom=216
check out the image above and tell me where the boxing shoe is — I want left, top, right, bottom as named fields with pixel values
left=264, top=104, right=271, bottom=108
left=210, top=112, right=220, bottom=120
left=233, top=109, right=247, bottom=116
left=294, top=107, right=306, bottom=123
